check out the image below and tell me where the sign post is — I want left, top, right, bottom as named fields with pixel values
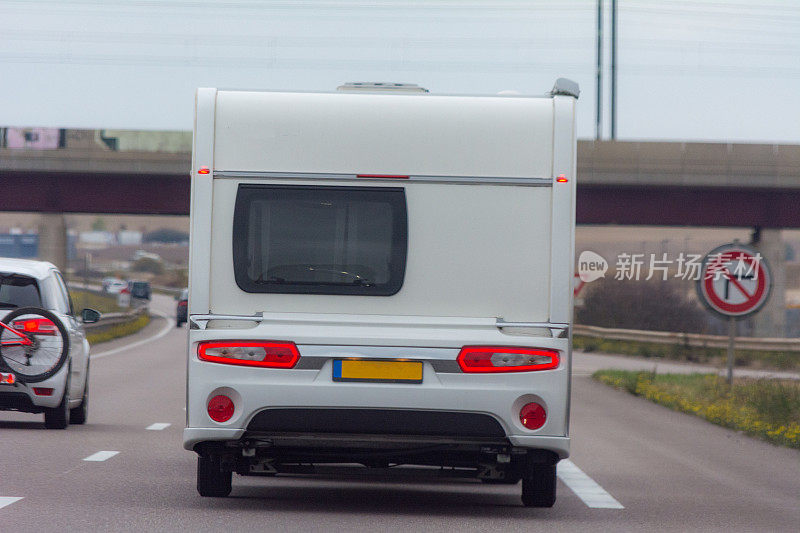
left=696, top=242, right=772, bottom=384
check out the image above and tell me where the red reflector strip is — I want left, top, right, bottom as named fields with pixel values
left=356, top=174, right=409, bottom=179
left=197, top=341, right=300, bottom=368
left=556, top=174, right=568, bottom=182
left=457, top=346, right=559, bottom=373
left=0, top=373, right=15, bottom=385
left=33, top=387, right=54, bottom=396
left=198, top=166, right=211, bottom=174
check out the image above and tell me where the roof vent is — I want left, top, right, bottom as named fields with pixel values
left=549, top=78, right=580, bottom=98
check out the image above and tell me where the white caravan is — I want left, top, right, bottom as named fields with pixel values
left=185, top=80, right=578, bottom=507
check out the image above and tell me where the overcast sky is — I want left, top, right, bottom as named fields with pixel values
left=2, top=0, right=799, bottom=143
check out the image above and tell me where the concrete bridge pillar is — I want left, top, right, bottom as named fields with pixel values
left=750, top=228, right=786, bottom=338
left=38, top=213, right=68, bottom=272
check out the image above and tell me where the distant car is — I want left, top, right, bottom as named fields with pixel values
left=0, top=258, right=100, bottom=429
left=105, top=279, right=127, bottom=294
left=101, top=277, right=118, bottom=292
left=127, top=281, right=151, bottom=301
left=176, top=288, right=188, bottom=327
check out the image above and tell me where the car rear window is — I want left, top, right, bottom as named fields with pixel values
left=233, top=185, right=407, bottom=296
left=0, top=274, right=42, bottom=309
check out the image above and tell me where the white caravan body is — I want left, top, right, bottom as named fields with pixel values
left=185, top=81, right=578, bottom=505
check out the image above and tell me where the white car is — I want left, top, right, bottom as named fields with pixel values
left=105, top=279, right=128, bottom=294
left=0, top=258, right=100, bottom=428
left=185, top=82, right=577, bottom=506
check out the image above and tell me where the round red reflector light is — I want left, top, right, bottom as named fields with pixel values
left=519, top=402, right=546, bottom=430
left=207, top=395, right=234, bottom=422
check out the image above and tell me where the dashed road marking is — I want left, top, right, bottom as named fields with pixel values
left=83, top=451, right=120, bottom=462
left=146, top=422, right=171, bottom=430
left=558, top=459, right=624, bottom=509
left=0, top=497, right=23, bottom=510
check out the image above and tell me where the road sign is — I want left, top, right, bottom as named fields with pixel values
left=697, top=243, right=771, bottom=318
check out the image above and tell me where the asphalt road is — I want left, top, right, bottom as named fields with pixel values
left=1, top=294, right=798, bottom=532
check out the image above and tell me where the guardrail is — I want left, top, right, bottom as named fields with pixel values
left=83, top=306, right=148, bottom=332
left=573, top=324, right=800, bottom=352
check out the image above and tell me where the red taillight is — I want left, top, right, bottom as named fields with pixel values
left=457, top=346, right=559, bottom=373
left=207, top=395, right=234, bottom=422
left=520, top=402, right=547, bottom=430
left=13, top=318, right=57, bottom=336
left=0, top=373, right=15, bottom=385
left=556, top=174, right=568, bottom=183
left=198, top=166, right=211, bottom=175
left=33, top=387, right=54, bottom=396
left=197, top=341, right=300, bottom=368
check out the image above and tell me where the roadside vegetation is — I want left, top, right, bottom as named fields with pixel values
left=86, top=312, right=151, bottom=345
left=577, top=278, right=706, bottom=333
left=593, top=370, right=800, bottom=450
left=575, top=278, right=798, bottom=371
left=70, top=289, right=121, bottom=314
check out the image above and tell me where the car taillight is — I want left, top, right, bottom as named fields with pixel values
left=33, top=387, right=54, bottom=396
left=207, top=395, right=234, bottom=422
left=0, top=373, right=15, bottom=384
left=456, top=346, right=559, bottom=373
left=197, top=341, right=300, bottom=368
left=12, top=318, right=57, bottom=336
left=520, top=402, right=547, bottom=430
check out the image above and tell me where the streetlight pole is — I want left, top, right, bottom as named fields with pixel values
left=596, top=0, right=603, bottom=140
left=610, top=0, right=618, bottom=140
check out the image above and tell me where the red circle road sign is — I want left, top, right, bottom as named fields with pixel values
left=697, top=243, right=772, bottom=318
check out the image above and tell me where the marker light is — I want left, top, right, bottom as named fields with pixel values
left=198, top=341, right=300, bottom=368
left=33, top=387, right=54, bottom=396
left=207, top=395, right=235, bottom=422
left=520, top=402, right=547, bottom=430
left=457, top=346, right=559, bottom=373
left=356, top=174, right=409, bottom=179
left=556, top=174, right=568, bottom=183
left=198, top=166, right=211, bottom=175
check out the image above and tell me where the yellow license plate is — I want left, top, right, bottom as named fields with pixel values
left=332, top=359, right=423, bottom=383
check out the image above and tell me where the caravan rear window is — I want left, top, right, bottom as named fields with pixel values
left=232, top=185, right=407, bottom=296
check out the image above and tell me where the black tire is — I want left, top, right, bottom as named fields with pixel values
left=70, top=363, right=89, bottom=425
left=0, top=307, right=69, bottom=383
left=44, top=382, right=69, bottom=430
left=197, top=455, right=232, bottom=497
left=521, top=462, right=557, bottom=507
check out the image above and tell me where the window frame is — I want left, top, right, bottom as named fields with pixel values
left=232, top=184, right=408, bottom=296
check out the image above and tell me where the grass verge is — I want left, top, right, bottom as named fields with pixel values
left=87, top=313, right=151, bottom=345
left=593, top=369, right=800, bottom=450
left=575, top=335, right=799, bottom=371
left=70, top=289, right=122, bottom=314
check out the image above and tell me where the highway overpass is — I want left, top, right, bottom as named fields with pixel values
left=2, top=129, right=800, bottom=228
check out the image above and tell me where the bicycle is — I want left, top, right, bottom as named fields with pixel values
left=0, top=307, right=69, bottom=383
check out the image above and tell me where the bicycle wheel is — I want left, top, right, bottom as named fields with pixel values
left=0, top=307, right=69, bottom=383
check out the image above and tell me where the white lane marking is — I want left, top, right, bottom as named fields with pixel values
left=146, top=422, right=171, bottom=430
left=0, top=497, right=23, bottom=509
left=83, top=450, right=120, bottom=462
left=91, top=310, right=174, bottom=359
left=557, top=459, right=624, bottom=509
